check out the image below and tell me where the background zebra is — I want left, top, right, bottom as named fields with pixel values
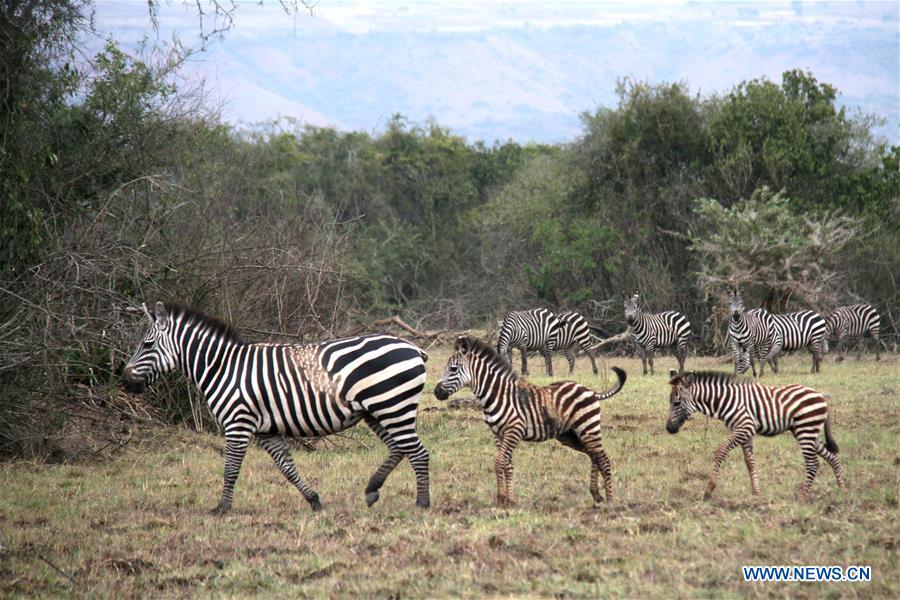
left=553, top=310, right=607, bottom=375
left=760, top=309, right=828, bottom=373
left=666, top=370, right=845, bottom=501
left=122, top=302, right=431, bottom=514
left=497, top=308, right=561, bottom=376
left=434, top=336, right=626, bottom=507
left=826, top=304, right=882, bottom=361
left=728, top=290, right=778, bottom=377
left=624, top=293, right=692, bottom=375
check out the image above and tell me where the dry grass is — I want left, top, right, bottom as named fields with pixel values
left=1, top=350, right=898, bottom=598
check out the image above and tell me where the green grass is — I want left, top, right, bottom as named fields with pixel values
left=1, top=351, right=898, bottom=598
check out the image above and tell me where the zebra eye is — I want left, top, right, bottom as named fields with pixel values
left=143, top=340, right=154, bottom=349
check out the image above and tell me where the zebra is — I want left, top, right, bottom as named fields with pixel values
left=760, top=310, right=828, bottom=374
left=728, top=290, right=778, bottom=377
left=665, top=370, right=845, bottom=501
left=826, top=304, right=882, bottom=362
left=122, top=302, right=431, bottom=514
left=497, top=308, right=562, bottom=376
left=553, top=310, right=607, bottom=375
left=623, top=292, right=691, bottom=375
left=434, top=336, right=626, bottom=507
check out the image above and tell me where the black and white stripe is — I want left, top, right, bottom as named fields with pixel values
left=122, top=302, right=430, bottom=514
left=553, top=311, right=604, bottom=375
left=434, top=336, right=626, bottom=507
left=728, top=290, right=778, bottom=377
left=764, top=310, right=828, bottom=374
left=826, top=304, right=882, bottom=361
left=497, top=308, right=562, bottom=376
left=666, top=370, right=845, bottom=501
left=624, top=293, right=691, bottom=375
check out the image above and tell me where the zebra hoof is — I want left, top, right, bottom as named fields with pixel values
left=365, top=492, right=380, bottom=507
left=210, top=503, right=231, bottom=516
left=416, top=497, right=430, bottom=509
left=308, top=498, right=323, bottom=512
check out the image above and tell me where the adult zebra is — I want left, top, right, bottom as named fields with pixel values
left=434, top=336, right=626, bottom=507
left=553, top=311, right=607, bottom=375
left=666, top=370, right=845, bottom=501
left=826, top=304, right=882, bottom=362
left=759, top=309, right=828, bottom=374
left=624, top=293, right=691, bottom=375
left=728, top=290, right=778, bottom=377
left=497, top=308, right=561, bottom=376
left=122, top=302, right=431, bottom=514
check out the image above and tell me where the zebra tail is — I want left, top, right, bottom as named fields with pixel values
left=595, top=367, right=627, bottom=401
left=824, top=417, right=839, bottom=454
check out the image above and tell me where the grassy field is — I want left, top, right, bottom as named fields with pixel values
left=1, top=350, right=897, bottom=598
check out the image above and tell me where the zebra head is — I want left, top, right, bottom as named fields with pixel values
left=122, top=302, right=179, bottom=394
left=434, top=336, right=474, bottom=400
left=624, top=292, right=641, bottom=325
left=666, top=369, right=697, bottom=434
left=728, top=290, right=745, bottom=326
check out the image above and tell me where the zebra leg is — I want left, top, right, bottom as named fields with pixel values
left=257, top=434, right=322, bottom=511
left=647, top=348, right=655, bottom=376
left=493, top=435, right=512, bottom=496
left=741, top=441, right=761, bottom=496
left=638, top=346, right=648, bottom=376
left=541, top=348, right=553, bottom=376
left=212, top=431, right=253, bottom=515
left=795, top=438, right=821, bottom=502
left=520, top=350, right=529, bottom=376
left=835, top=334, right=845, bottom=362
left=494, top=429, right=522, bottom=508
left=565, top=349, right=576, bottom=375
left=588, top=446, right=613, bottom=504
left=705, top=429, right=751, bottom=499
left=816, top=444, right=845, bottom=490
left=362, top=416, right=405, bottom=508
left=676, top=345, right=686, bottom=375
left=587, top=350, right=598, bottom=375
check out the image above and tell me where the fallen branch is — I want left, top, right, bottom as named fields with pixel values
left=590, top=330, right=632, bottom=352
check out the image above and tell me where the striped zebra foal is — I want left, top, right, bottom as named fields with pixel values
left=434, top=336, right=626, bottom=508
left=728, top=290, right=778, bottom=377
left=497, top=308, right=562, bottom=376
left=122, top=303, right=431, bottom=514
left=623, top=293, right=691, bottom=375
left=762, top=310, right=828, bottom=374
left=666, top=370, right=845, bottom=501
left=827, top=304, right=882, bottom=362
left=553, top=311, right=607, bottom=375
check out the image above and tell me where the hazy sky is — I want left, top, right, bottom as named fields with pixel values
left=94, top=1, right=899, bottom=144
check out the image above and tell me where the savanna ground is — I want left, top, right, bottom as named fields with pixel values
left=1, top=349, right=897, bottom=598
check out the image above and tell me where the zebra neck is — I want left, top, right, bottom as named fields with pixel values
left=175, top=325, right=241, bottom=394
left=471, top=369, right=516, bottom=411
left=690, top=386, right=723, bottom=420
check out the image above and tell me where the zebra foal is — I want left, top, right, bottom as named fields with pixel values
left=434, top=336, right=626, bottom=507
left=123, top=303, right=431, bottom=514
left=826, top=304, right=882, bottom=361
left=665, top=370, right=845, bottom=501
left=624, top=292, right=692, bottom=375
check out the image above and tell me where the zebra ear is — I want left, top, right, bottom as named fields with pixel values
left=456, top=336, right=471, bottom=353
left=154, top=302, right=169, bottom=330
left=142, top=302, right=154, bottom=323
left=683, top=372, right=696, bottom=386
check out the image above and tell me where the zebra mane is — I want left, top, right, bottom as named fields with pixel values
left=458, top=336, right=518, bottom=380
left=686, top=371, right=753, bottom=386
left=158, top=303, right=244, bottom=344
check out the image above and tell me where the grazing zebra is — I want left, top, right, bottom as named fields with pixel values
left=122, top=302, right=431, bottom=514
left=623, top=293, right=691, bottom=375
left=497, top=308, right=562, bottom=376
left=665, top=370, right=845, bottom=501
left=826, top=304, right=882, bottom=361
left=434, top=336, right=626, bottom=507
left=760, top=310, right=828, bottom=374
left=728, top=290, right=778, bottom=377
left=553, top=310, right=607, bottom=375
